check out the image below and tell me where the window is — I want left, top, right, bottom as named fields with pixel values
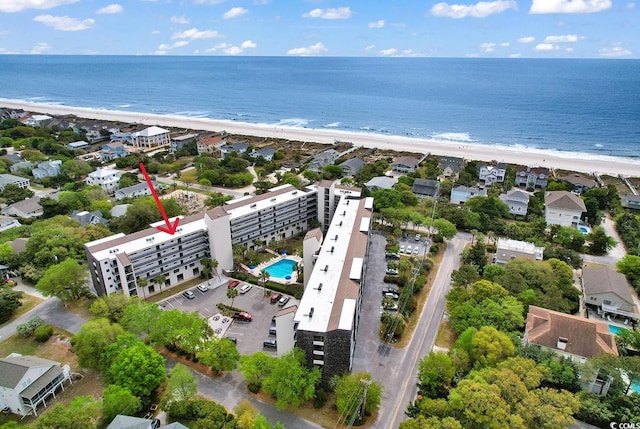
left=603, top=300, right=612, bottom=305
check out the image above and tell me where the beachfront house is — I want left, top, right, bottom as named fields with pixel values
left=450, top=185, right=487, bottom=205
left=100, top=142, right=128, bottom=161
left=438, top=156, right=464, bottom=180
left=86, top=167, right=124, bottom=195
left=392, top=156, right=420, bottom=174
left=544, top=190, right=586, bottom=227
left=197, top=136, right=224, bottom=155
left=560, top=174, right=597, bottom=195
left=499, top=188, right=530, bottom=216
left=478, top=163, right=507, bottom=185
left=21, top=114, right=52, bottom=127
left=130, top=126, right=170, bottom=150
left=621, top=194, right=640, bottom=211
left=31, top=160, right=62, bottom=180
left=3, top=197, right=43, bottom=219
left=0, top=174, right=30, bottom=192
left=339, top=157, right=365, bottom=176
left=514, top=166, right=549, bottom=189
left=308, top=149, right=340, bottom=172
left=220, top=142, right=249, bottom=158
left=412, top=179, right=440, bottom=199
left=582, top=265, right=639, bottom=323
left=170, top=133, right=198, bottom=154
left=494, top=238, right=543, bottom=264
left=249, top=147, right=277, bottom=162
left=0, top=355, right=73, bottom=417
left=66, top=141, right=90, bottom=151
left=364, top=176, right=397, bottom=191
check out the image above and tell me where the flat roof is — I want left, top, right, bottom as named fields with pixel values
left=225, top=185, right=313, bottom=220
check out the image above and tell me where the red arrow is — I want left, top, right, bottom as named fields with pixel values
left=139, top=162, right=180, bottom=235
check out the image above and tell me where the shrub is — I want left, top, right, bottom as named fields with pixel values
left=430, top=244, right=440, bottom=254
left=16, top=316, right=43, bottom=338
left=247, top=277, right=258, bottom=285
left=314, top=388, right=328, bottom=408
left=33, top=324, right=53, bottom=342
left=247, top=382, right=261, bottom=393
left=229, top=272, right=247, bottom=281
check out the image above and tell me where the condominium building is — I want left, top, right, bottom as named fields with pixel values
left=130, top=126, right=170, bottom=150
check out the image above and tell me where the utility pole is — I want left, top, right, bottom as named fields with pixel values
left=347, top=379, right=372, bottom=428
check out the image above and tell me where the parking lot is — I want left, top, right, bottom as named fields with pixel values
left=159, top=279, right=298, bottom=355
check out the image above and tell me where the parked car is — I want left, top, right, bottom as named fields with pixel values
left=385, top=252, right=400, bottom=260
left=239, top=284, right=252, bottom=294
left=384, top=292, right=399, bottom=300
left=382, top=302, right=399, bottom=311
left=233, top=311, right=253, bottom=322
left=385, top=268, right=398, bottom=275
left=399, top=245, right=405, bottom=253
left=263, top=338, right=277, bottom=349
left=225, top=336, right=237, bottom=344
left=182, top=290, right=196, bottom=300
left=382, top=287, right=400, bottom=296
left=278, top=296, right=290, bottom=307
left=405, top=246, right=412, bottom=254
left=402, top=231, right=409, bottom=239
left=228, top=280, right=240, bottom=288
left=415, top=233, right=421, bottom=241
left=197, top=284, right=209, bottom=292
left=269, top=326, right=277, bottom=336
left=270, top=292, right=282, bottom=303
left=413, top=247, right=420, bottom=255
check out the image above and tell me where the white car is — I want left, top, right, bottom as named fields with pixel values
left=399, top=245, right=405, bottom=253
left=197, top=284, right=209, bottom=292
left=239, top=284, right=253, bottom=294
left=413, top=247, right=420, bottom=255
left=405, top=246, right=412, bottom=254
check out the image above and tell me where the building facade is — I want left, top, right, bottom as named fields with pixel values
left=499, top=189, right=530, bottom=216
left=130, top=126, right=171, bottom=150
left=0, top=174, right=30, bottom=192
left=494, top=238, right=543, bottom=264
left=478, top=163, right=507, bottom=185
left=514, top=166, right=549, bottom=189
left=85, top=167, right=124, bottom=195
left=544, top=191, right=586, bottom=227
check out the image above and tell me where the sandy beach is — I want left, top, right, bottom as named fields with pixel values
left=2, top=98, right=639, bottom=177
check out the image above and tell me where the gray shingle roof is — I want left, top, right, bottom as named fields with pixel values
left=0, top=356, right=60, bottom=391
left=544, top=191, right=587, bottom=212
left=582, top=266, right=635, bottom=306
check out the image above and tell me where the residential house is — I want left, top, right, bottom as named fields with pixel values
left=219, top=142, right=249, bottom=158
left=582, top=266, right=639, bottom=322
left=478, top=163, right=507, bottom=185
left=514, top=166, right=549, bottom=189
left=364, top=176, right=397, bottom=191
left=544, top=191, right=586, bottom=227
left=110, top=131, right=132, bottom=143
left=450, top=185, right=487, bottom=205
left=21, top=114, right=52, bottom=127
left=307, top=149, right=340, bottom=172
left=524, top=305, right=618, bottom=364
left=494, top=238, right=543, bottom=264
left=130, top=126, right=171, bottom=150
left=499, top=188, right=530, bottom=216
left=31, top=160, right=62, bottom=180
left=339, top=157, right=365, bottom=176
left=249, top=147, right=277, bottom=162
left=438, top=156, right=464, bottom=180
left=196, top=136, right=224, bottom=155
left=107, top=414, right=173, bottom=429
left=412, top=179, right=440, bottom=199
left=100, top=142, right=128, bottom=161
left=0, top=215, right=21, bottom=233
left=392, top=156, right=420, bottom=174
left=115, top=181, right=166, bottom=201
left=9, top=161, right=35, bottom=174
left=71, top=210, right=108, bottom=226
left=0, top=355, right=72, bottom=416
left=621, top=194, right=640, bottom=211
left=560, top=174, right=597, bottom=195
left=85, top=167, right=124, bottom=195
left=3, top=197, right=43, bottom=219
left=66, top=141, right=89, bottom=151
left=0, top=108, right=27, bottom=120
left=170, top=133, right=198, bottom=154
left=0, top=174, right=30, bottom=192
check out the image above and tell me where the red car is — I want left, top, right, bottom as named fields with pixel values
left=228, top=280, right=240, bottom=289
left=233, top=312, right=252, bottom=322
left=270, top=293, right=282, bottom=304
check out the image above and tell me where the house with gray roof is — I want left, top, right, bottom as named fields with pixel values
left=560, top=174, right=597, bottom=195
left=32, top=160, right=62, bottom=180
left=438, top=156, right=464, bottom=180
left=107, top=414, right=170, bottom=429
left=114, top=181, right=164, bottom=201
left=582, top=265, right=639, bottom=321
left=339, top=157, right=365, bottom=176
left=220, top=142, right=249, bottom=158
left=0, top=174, right=30, bottom=192
left=412, top=179, right=440, bottom=199
left=544, top=191, right=586, bottom=227
left=249, top=146, right=277, bottom=162
left=494, top=238, right=543, bottom=264
left=3, top=197, right=43, bottom=219
left=499, top=188, right=530, bottom=216
left=450, top=185, right=487, bottom=205
left=0, top=215, right=21, bottom=232
left=71, top=210, right=108, bottom=226
left=515, top=166, right=549, bottom=189
left=9, top=161, right=35, bottom=174
left=66, top=141, right=89, bottom=151
left=307, top=149, right=340, bottom=172
left=478, top=163, right=507, bottom=185
left=364, top=176, right=397, bottom=191
left=0, top=354, right=72, bottom=416
left=621, top=194, right=640, bottom=211
left=392, top=156, right=420, bottom=174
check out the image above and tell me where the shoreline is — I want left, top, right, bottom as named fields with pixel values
left=2, top=98, right=640, bottom=177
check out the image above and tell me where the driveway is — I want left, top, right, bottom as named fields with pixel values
left=582, top=213, right=627, bottom=267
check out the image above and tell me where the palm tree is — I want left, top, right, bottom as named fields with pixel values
left=227, top=287, right=238, bottom=308
left=259, top=269, right=270, bottom=286
left=211, top=258, right=221, bottom=280
left=201, top=258, right=212, bottom=279
left=152, top=274, right=167, bottom=291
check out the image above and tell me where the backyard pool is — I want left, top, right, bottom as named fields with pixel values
left=578, top=225, right=591, bottom=234
left=263, top=258, right=297, bottom=279
left=609, top=324, right=629, bottom=335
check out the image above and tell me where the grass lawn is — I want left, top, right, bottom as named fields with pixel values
left=65, top=297, right=94, bottom=321
left=435, top=320, right=457, bottom=349
left=144, top=276, right=207, bottom=304
left=178, top=169, right=198, bottom=184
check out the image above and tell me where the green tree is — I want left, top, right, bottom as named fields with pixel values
left=261, top=348, right=321, bottom=409
left=462, top=240, right=488, bottom=274
left=197, top=338, right=240, bottom=375
left=36, top=258, right=88, bottom=304
left=469, top=326, right=516, bottom=369
left=167, top=363, right=198, bottom=404
left=588, top=226, right=616, bottom=255
left=0, top=243, right=13, bottom=265
left=330, top=371, right=382, bottom=420
left=417, top=352, right=456, bottom=399
left=0, top=184, right=34, bottom=204
left=101, top=384, right=142, bottom=425
left=259, top=269, right=270, bottom=286
left=71, top=318, right=125, bottom=369
left=105, top=342, right=166, bottom=398
left=322, top=164, right=343, bottom=179
left=227, top=287, right=239, bottom=307
left=110, top=197, right=182, bottom=234
left=60, top=159, right=92, bottom=180
left=0, top=286, right=23, bottom=324
left=89, top=293, right=138, bottom=323
left=433, top=218, right=457, bottom=240
left=451, top=265, right=480, bottom=288
left=34, top=396, right=100, bottom=429
left=238, top=352, right=276, bottom=387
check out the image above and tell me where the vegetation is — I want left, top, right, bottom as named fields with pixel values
left=330, top=371, right=382, bottom=424
left=35, top=258, right=89, bottom=304
left=0, top=285, right=23, bottom=323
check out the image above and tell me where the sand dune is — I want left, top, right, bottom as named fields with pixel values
left=2, top=98, right=639, bottom=177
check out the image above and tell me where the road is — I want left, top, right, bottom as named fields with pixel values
left=352, top=232, right=469, bottom=428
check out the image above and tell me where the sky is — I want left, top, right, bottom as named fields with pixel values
left=0, top=0, right=637, bottom=58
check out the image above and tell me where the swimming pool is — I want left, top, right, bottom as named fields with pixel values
left=263, top=258, right=296, bottom=278
left=578, top=226, right=590, bottom=234
left=609, top=324, right=628, bottom=335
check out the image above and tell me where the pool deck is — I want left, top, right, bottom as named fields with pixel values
left=247, top=254, right=302, bottom=284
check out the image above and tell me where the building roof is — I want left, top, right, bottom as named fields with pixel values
left=116, top=181, right=154, bottom=196
left=516, top=166, right=549, bottom=175
left=545, top=191, right=587, bottom=212
left=198, top=135, right=223, bottom=146
left=452, top=185, right=485, bottom=194
left=7, top=197, right=42, bottom=214
left=412, top=179, right=440, bottom=196
left=364, top=176, right=397, bottom=189
left=104, top=142, right=125, bottom=149
left=89, top=167, right=124, bottom=179
left=67, top=140, right=89, bottom=148
left=339, top=157, right=364, bottom=172
left=107, top=415, right=153, bottom=429
left=525, top=305, right=618, bottom=358
left=561, top=174, right=597, bottom=188
left=496, top=238, right=543, bottom=260
left=252, top=147, right=276, bottom=157
left=393, top=156, right=420, bottom=167
left=438, top=156, right=464, bottom=165
left=0, top=174, right=28, bottom=186
left=171, top=133, right=197, bottom=142
left=304, top=227, right=323, bottom=242
left=501, top=189, right=530, bottom=201
left=221, top=142, right=248, bottom=152
left=20, top=365, right=64, bottom=399
left=582, top=265, right=636, bottom=307
left=0, top=355, right=60, bottom=391
left=133, top=126, right=169, bottom=137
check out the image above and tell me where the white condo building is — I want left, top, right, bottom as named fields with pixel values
left=130, top=126, right=171, bottom=150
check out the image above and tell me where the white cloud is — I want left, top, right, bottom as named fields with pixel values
left=364, top=44, right=376, bottom=51
left=378, top=48, right=398, bottom=56
left=480, top=42, right=496, bottom=52
left=170, top=16, right=190, bottom=24
left=192, top=0, right=225, bottom=3
left=430, top=0, right=517, bottom=18
left=151, top=30, right=160, bottom=35
left=626, top=2, right=636, bottom=8
left=303, top=7, right=353, bottom=19
left=30, top=42, right=51, bottom=54
left=535, top=43, right=557, bottom=51
left=172, top=28, right=221, bottom=40
left=287, top=42, right=328, bottom=56
left=158, top=41, right=189, bottom=51
left=96, top=4, right=122, bottom=14
left=241, top=40, right=256, bottom=49
left=543, top=34, right=580, bottom=43
left=33, top=15, right=95, bottom=31
left=223, top=7, right=248, bottom=19
left=0, top=0, right=78, bottom=13
left=530, top=0, right=611, bottom=14
left=565, top=47, right=574, bottom=52
left=518, top=36, right=535, bottom=43
left=509, top=53, right=522, bottom=58
left=599, top=46, right=632, bottom=57
left=500, top=42, right=510, bottom=47
left=368, top=20, right=385, bottom=28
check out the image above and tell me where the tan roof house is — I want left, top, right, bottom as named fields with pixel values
left=524, top=305, right=618, bottom=363
left=392, top=156, right=420, bottom=174
left=582, top=265, right=639, bottom=321
left=544, top=191, right=586, bottom=227
left=3, top=197, right=43, bottom=219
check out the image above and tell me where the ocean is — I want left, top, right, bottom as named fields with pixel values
left=1, top=55, right=639, bottom=159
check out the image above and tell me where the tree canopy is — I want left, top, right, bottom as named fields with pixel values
left=36, top=258, right=88, bottom=304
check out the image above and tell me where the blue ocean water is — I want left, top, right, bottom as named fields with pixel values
left=0, top=55, right=639, bottom=158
